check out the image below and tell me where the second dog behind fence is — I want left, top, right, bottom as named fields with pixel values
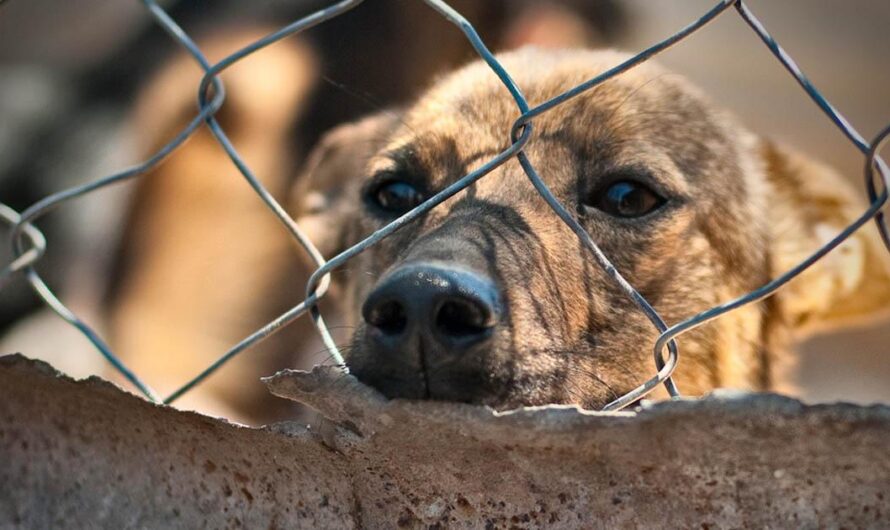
left=1, top=0, right=889, bottom=423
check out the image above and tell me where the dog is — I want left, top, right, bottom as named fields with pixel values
left=104, top=4, right=627, bottom=422
left=101, top=16, right=890, bottom=419
left=4, top=4, right=883, bottom=421
left=291, top=47, right=890, bottom=410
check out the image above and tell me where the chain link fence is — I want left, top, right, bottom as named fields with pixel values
left=1, top=0, right=888, bottom=411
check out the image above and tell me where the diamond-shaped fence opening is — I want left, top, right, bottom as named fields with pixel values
left=0, top=0, right=888, bottom=412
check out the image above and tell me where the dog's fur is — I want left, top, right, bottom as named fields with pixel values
left=107, top=6, right=629, bottom=421
left=294, top=48, right=890, bottom=409
left=109, top=32, right=890, bottom=418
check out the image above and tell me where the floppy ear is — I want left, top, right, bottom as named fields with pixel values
left=132, top=26, right=316, bottom=153
left=762, top=140, right=890, bottom=334
left=290, top=111, right=402, bottom=258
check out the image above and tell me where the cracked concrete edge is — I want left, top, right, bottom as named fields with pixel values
left=2, top=353, right=890, bottom=529
left=263, top=365, right=890, bottom=447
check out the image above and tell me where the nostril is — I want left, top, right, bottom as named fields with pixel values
left=363, top=263, right=501, bottom=350
left=435, top=298, right=490, bottom=338
left=367, top=300, right=407, bottom=335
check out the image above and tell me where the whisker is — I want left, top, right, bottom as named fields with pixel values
left=320, top=74, right=419, bottom=137
left=563, top=363, right=621, bottom=402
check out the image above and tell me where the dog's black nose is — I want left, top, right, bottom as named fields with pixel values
left=362, top=263, right=500, bottom=355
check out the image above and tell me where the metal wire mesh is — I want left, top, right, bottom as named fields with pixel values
left=1, top=0, right=888, bottom=411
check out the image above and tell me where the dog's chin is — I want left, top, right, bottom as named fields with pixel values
left=345, top=345, right=520, bottom=408
left=347, top=363, right=509, bottom=407
left=345, top=339, right=625, bottom=411
left=348, top=364, right=620, bottom=411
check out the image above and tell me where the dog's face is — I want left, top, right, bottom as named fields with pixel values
left=296, top=48, right=890, bottom=410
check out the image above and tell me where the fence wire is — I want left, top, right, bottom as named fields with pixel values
left=1, top=0, right=888, bottom=411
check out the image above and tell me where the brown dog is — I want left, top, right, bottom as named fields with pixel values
left=294, top=48, right=890, bottom=410
left=108, top=6, right=627, bottom=422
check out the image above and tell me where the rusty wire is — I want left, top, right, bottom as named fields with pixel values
left=1, top=0, right=887, bottom=411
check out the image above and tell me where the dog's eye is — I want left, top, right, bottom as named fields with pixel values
left=369, top=180, right=426, bottom=213
left=589, top=180, right=665, bottom=218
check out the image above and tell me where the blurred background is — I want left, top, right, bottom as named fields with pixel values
left=0, top=0, right=887, bottom=423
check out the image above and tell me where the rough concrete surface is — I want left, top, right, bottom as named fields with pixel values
left=1, top=353, right=888, bottom=529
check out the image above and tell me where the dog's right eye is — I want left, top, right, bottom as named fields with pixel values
left=368, top=180, right=426, bottom=214
left=587, top=180, right=666, bottom=219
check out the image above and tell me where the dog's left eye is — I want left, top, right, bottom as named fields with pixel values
left=369, top=180, right=426, bottom=214
left=588, top=180, right=666, bottom=218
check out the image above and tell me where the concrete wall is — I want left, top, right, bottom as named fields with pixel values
left=2, top=354, right=888, bottom=529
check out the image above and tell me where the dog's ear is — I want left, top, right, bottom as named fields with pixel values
left=133, top=26, right=316, bottom=154
left=762, top=141, right=890, bottom=334
left=291, top=112, right=402, bottom=258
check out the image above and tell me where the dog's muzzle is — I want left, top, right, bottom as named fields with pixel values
left=357, top=261, right=502, bottom=399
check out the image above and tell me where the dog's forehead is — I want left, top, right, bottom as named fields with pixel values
left=371, top=48, right=743, bottom=199
left=409, top=49, right=709, bottom=132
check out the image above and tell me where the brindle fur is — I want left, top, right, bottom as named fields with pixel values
left=295, top=48, right=890, bottom=410
left=110, top=8, right=627, bottom=421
